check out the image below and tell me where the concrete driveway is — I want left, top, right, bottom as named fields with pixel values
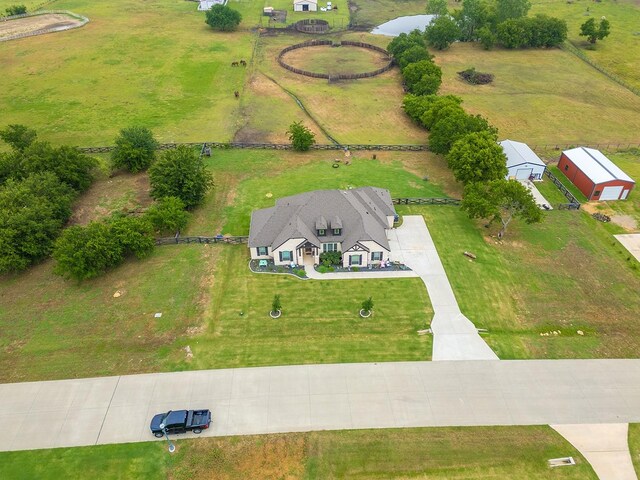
left=1, top=360, right=640, bottom=452
left=388, top=216, right=498, bottom=361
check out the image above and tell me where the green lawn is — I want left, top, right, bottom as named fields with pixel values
left=0, top=0, right=258, bottom=145
left=399, top=205, right=640, bottom=359
left=0, top=426, right=597, bottom=479
left=435, top=42, right=640, bottom=144
left=281, top=43, right=389, bottom=76
left=531, top=0, right=640, bottom=90
left=547, top=165, right=589, bottom=203
left=631, top=424, right=640, bottom=478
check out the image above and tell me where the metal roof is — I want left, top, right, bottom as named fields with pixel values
left=562, top=147, right=635, bottom=185
left=500, top=139, right=545, bottom=169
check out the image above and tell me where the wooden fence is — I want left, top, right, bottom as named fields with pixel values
left=392, top=197, right=461, bottom=205
left=544, top=170, right=581, bottom=209
left=156, top=235, right=248, bottom=246
left=530, top=142, right=640, bottom=154
left=77, top=142, right=429, bottom=154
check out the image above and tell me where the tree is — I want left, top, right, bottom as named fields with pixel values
left=496, top=18, right=530, bottom=48
left=21, top=142, right=97, bottom=192
left=271, top=294, right=282, bottom=314
left=477, top=26, right=497, bottom=50
left=426, top=0, right=448, bottom=16
left=108, top=215, right=155, bottom=259
left=287, top=121, right=316, bottom=152
left=418, top=95, right=464, bottom=129
left=454, top=0, right=490, bottom=41
left=402, top=94, right=439, bottom=123
left=205, top=4, right=242, bottom=32
left=0, top=173, right=75, bottom=273
left=425, top=15, right=461, bottom=50
left=461, top=179, right=543, bottom=238
left=528, top=15, right=567, bottom=48
left=53, top=222, right=124, bottom=281
left=145, top=196, right=190, bottom=234
left=495, top=0, right=531, bottom=23
left=361, top=297, right=374, bottom=314
left=447, top=131, right=508, bottom=184
left=396, top=45, right=432, bottom=70
left=429, top=111, right=494, bottom=154
left=387, top=30, right=426, bottom=58
left=5, top=4, right=26, bottom=16
left=0, top=124, right=37, bottom=152
left=402, top=60, right=443, bottom=96
left=148, top=145, right=213, bottom=208
left=111, top=126, right=158, bottom=173
left=580, top=17, right=610, bottom=44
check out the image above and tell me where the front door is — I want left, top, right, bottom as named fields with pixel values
left=302, top=4, right=309, bottom=11
left=305, top=247, right=313, bottom=255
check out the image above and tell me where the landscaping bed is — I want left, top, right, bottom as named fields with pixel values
left=315, top=261, right=411, bottom=274
left=249, top=259, right=307, bottom=278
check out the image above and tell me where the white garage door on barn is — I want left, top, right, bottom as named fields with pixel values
left=515, top=168, right=533, bottom=180
left=599, top=186, right=623, bottom=201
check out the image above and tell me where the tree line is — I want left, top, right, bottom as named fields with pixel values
left=0, top=125, right=213, bottom=281
left=389, top=32, right=542, bottom=238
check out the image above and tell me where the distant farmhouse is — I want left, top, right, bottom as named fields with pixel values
left=293, top=0, right=318, bottom=12
left=198, top=0, right=226, bottom=11
left=559, top=147, right=635, bottom=201
left=500, top=139, right=546, bottom=181
left=249, top=187, right=397, bottom=268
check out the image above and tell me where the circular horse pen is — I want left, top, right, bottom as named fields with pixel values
left=278, top=40, right=394, bottom=82
left=295, top=19, right=329, bottom=34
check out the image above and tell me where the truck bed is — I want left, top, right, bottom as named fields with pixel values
left=186, top=409, right=210, bottom=427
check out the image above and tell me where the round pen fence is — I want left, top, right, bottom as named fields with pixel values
left=277, top=40, right=394, bottom=81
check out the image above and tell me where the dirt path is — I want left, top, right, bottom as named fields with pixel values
left=0, top=13, right=83, bottom=39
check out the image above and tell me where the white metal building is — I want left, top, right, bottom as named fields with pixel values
left=293, top=0, right=318, bottom=12
left=500, top=139, right=547, bottom=181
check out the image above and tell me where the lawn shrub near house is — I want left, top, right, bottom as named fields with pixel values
left=320, top=250, right=341, bottom=266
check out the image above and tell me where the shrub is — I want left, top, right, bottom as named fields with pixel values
left=387, top=30, right=426, bottom=58
left=287, top=121, right=316, bottom=151
left=5, top=4, right=26, bottom=16
left=457, top=68, right=494, bottom=85
left=108, top=215, right=155, bottom=259
left=205, top=4, right=242, bottom=32
left=148, top=146, right=214, bottom=208
left=477, top=26, right=496, bottom=50
left=145, top=196, right=190, bottom=234
left=0, top=124, right=36, bottom=152
left=111, top=126, right=158, bottom=173
left=320, top=251, right=342, bottom=266
left=496, top=18, right=530, bottom=48
left=402, top=60, right=443, bottom=96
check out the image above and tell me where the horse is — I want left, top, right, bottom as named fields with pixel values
left=239, top=60, right=247, bottom=67
left=234, top=91, right=240, bottom=99
left=231, top=61, right=239, bottom=67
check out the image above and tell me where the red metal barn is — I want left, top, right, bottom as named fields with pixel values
left=558, top=147, right=635, bottom=201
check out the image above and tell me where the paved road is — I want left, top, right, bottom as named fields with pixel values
left=388, top=216, right=498, bottom=361
left=1, top=359, right=639, bottom=452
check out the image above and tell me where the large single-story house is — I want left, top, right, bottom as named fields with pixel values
left=500, top=139, right=546, bottom=181
left=293, top=0, right=318, bottom=12
left=249, top=187, right=396, bottom=268
left=197, top=0, right=226, bottom=11
left=558, top=147, right=635, bottom=201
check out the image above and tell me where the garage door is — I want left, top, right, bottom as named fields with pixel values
left=515, top=168, right=533, bottom=180
left=600, top=186, right=623, bottom=201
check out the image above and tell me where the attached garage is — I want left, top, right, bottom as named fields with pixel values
left=558, top=147, right=635, bottom=201
left=500, top=139, right=546, bottom=181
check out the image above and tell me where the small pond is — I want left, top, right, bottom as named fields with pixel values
left=371, top=14, right=436, bottom=37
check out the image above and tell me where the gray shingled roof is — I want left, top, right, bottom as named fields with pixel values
left=248, top=187, right=396, bottom=251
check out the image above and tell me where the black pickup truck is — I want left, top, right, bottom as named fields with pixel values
left=150, top=409, right=212, bottom=438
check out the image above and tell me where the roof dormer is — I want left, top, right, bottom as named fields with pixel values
left=330, top=215, right=342, bottom=236
left=316, top=215, right=327, bottom=236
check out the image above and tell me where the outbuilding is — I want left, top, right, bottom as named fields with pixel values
left=500, top=139, right=546, bottom=181
left=558, top=147, right=635, bottom=201
left=293, top=0, right=318, bottom=12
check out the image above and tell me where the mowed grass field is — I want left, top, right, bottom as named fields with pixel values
left=281, top=44, right=389, bottom=76
left=243, top=31, right=427, bottom=144
left=0, top=0, right=258, bottom=145
left=532, top=0, right=640, bottom=89
left=435, top=42, right=640, bottom=144
left=0, top=150, right=441, bottom=382
left=0, top=426, right=598, bottom=479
